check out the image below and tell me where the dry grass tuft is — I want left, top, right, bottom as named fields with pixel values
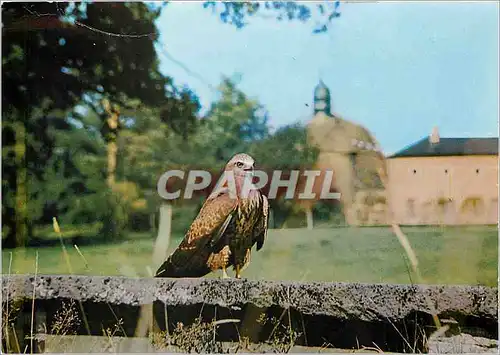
left=1, top=296, right=24, bottom=353
left=148, top=314, right=301, bottom=353
left=260, top=314, right=302, bottom=353
left=50, top=300, right=81, bottom=337
left=150, top=319, right=223, bottom=353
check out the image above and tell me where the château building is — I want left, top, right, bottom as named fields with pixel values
left=386, top=128, right=498, bottom=225
left=304, top=81, right=498, bottom=226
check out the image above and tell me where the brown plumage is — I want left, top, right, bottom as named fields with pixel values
left=155, top=153, right=269, bottom=279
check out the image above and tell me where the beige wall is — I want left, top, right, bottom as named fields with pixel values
left=387, top=155, right=499, bottom=225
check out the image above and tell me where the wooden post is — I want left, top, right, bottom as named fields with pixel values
left=152, top=203, right=173, bottom=269
left=34, top=310, right=47, bottom=353
left=240, top=304, right=267, bottom=343
left=268, top=208, right=274, bottom=229
left=150, top=213, right=156, bottom=236
left=149, top=203, right=173, bottom=336
left=305, top=207, right=314, bottom=230
left=129, top=199, right=172, bottom=352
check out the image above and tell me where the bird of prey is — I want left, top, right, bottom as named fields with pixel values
left=155, top=153, right=269, bottom=279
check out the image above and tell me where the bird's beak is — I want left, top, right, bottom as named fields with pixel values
left=243, top=165, right=254, bottom=177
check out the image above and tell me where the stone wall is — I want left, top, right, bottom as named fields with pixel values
left=2, top=275, right=497, bottom=353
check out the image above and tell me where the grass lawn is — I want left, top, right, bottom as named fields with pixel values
left=2, top=226, right=497, bottom=286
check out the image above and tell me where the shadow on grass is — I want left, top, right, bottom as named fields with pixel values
left=13, top=231, right=156, bottom=250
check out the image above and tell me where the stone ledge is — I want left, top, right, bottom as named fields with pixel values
left=2, top=275, right=498, bottom=353
left=2, top=274, right=497, bottom=322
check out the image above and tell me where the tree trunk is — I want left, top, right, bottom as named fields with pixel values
left=102, top=99, right=120, bottom=188
left=106, top=141, right=118, bottom=187
left=100, top=100, right=123, bottom=241
left=14, top=120, right=28, bottom=247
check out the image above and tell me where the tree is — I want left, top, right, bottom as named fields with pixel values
left=120, top=76, right=269, bottom=196
left=117, top=76, right=271, bottom=234
left=202, top=76, right=270, bottom=162
left=248, top=123, right=319, bottom=170
left=203, top=1, right=341, bottom=33
left=1, top=2, right=199, bottom=247
left=248, top=123, right=321, bottom=228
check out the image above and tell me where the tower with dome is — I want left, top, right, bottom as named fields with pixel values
left=303, top=81, right=389, bottom=226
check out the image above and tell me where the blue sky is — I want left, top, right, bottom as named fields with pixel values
left=155, top=1, right=499, bottom=155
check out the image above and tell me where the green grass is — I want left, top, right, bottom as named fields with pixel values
left=2, top=226, right=497, bottom=287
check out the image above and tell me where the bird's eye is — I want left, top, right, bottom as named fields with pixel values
left=236, top=162, right=244, bottom=168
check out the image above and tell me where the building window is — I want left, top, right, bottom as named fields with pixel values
left=476, top=169, right=480, bottom=174
left=412, top=169, right=417, bottom=174
left=444, top=169, right=448, bottom=174
left=348, top=152, right=359, bottom=183
left=460, top=197, right=485, bottom=217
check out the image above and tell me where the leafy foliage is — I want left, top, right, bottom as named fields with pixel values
left=203, top=1, right=341, bottom=33
left=249, top=123, right=319, bottom=170
left=121, top=76, right=270, bottom=184
left=1, top=2, right=200, bottom=246
left=2, top=2, right=178, bottom=114
left=202, top=76, right=270, bottom=162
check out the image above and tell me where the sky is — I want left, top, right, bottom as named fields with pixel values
left=155, top=1, right=499, bottom=155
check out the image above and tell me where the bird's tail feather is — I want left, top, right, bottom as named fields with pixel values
left=154, top=255, right=210, bottom=278
left=154, top=258, right=177, bottom=278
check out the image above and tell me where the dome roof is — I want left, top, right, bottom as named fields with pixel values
left=314, top=80, right=330, bottom=100
left=313, top=80, right=332, bottom=116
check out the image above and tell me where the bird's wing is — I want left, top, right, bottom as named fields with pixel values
left=254, top=193, right=269, bottom=251
left=186, top=187, right=238, bottom=246
left=155, top=188, right=238, bottom=276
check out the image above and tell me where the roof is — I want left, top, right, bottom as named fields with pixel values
left=388, top=137, right=499, bottom=158
left=314, top=80, right=331, bottom=99
left=315, top=80, right=328, bottom=91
